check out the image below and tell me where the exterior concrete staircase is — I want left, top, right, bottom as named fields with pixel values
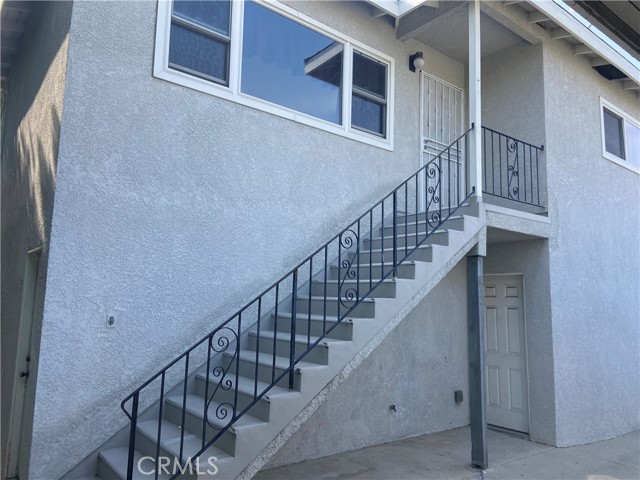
left=93, top=203, right=484, bottom=480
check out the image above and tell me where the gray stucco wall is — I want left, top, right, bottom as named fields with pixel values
left=484, top=240, right=556, bottom=446
left=542, top=37, right=640, bottom=446
left=0, top=2, right=72, bottom=478
left=265, top=259, right=470, bottom=469
left=481, top=42, right=547, bottom=209
left=31, top=1, right=466, bottom=478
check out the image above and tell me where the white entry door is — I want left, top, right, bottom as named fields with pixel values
left=484, top=275, right=529, bottom=433
left=420, top=73, right=465, bottom=211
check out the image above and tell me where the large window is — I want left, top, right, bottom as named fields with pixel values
left=155, top=0, right=393, bottom=148
left=600, top=98, right=639, bottom=172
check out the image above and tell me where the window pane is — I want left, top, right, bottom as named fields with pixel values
left=353, top=51, right=386, bottom=99
left=169, top=23, right=229, bottom=84
left=352, top=94, right=385, bottom=136
left=603, top=108, right=625, bottom=159
left=241, top=1, right=342, bottom=125
left=173, top=0, right=231, bottom=36
left=625, top=121, right=639, bottom=167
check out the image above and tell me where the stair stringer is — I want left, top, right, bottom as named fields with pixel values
left=238, top=209, right=486, bottom=479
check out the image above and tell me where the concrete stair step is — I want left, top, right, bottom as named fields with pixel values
left=350, top=244, right=433, bottom=264
left=135, top=419, right=231, bottom=468
left=296, top=295, right=375, bottom=318
left=273, top=312, right=354, bottom=340
left=192, top=371, right=283, bottom=422
left=310, top=278, right=397, bottom=298
left=328, top=261, right=415, bottom=280
left=224, top=350, right=322, bottom=389
left=364, top=230, right=448, bottom=250
left=164, top=393, right=265, bottom=456
left=248, top=329, right=348, bottom=365
left=397, top=203, right=478, bottom=222
left=98, top=447, right=176, bottom=480
left=381, top=215, right=465, bottom=235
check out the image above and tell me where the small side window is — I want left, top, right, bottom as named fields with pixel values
left=600, top=99, right=640, bottom=171
left=351, top=51, right=387, bottom=137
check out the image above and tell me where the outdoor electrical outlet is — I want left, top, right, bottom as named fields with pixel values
left=454, top=390, right=463, bottom=404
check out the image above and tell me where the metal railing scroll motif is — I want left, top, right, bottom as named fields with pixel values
left=482, top=126, right=544, bottom=207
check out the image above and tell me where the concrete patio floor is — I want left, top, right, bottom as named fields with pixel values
left=254, top=427, right=640, bottom=480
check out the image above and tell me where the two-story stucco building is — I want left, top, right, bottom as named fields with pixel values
left=1, top=1, right=638, bottom=479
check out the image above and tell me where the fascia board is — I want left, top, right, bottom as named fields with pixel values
left=531, top=0, right=639, bottom=85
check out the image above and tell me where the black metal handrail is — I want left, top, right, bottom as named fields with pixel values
left=481, top=126, right=544, bottom=207
left=120, top=127, right=475, bottom=479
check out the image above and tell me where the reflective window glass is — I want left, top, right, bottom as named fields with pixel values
left=173, top=0, right=231, bottom=36
left=241, top=1, right=343, bottom=125
left=169, top=23, right=229, bottom=83
left=352, top=51, right=386, bottom=136
left=603, top=108, right=625, bottom=159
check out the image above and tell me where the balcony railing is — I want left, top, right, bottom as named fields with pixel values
left=481, top=126, right=545, bottom=208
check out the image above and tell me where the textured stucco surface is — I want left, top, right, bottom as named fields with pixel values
left=0, top=2, right=72, bottom=478
left=31, top=1, right=467, bottom=478
left=484, top=240, right=556, bottom=446
left=541, top=36, right=640, bottom=447
left=264, top=260, right=470, bottom=469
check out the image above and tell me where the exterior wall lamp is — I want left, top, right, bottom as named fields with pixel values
left=409, top=51, right=424, bottom=72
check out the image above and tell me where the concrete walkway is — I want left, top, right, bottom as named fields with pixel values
left=255, top=427, right=640, bottom=480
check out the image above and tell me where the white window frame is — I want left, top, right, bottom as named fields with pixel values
left=154, top=0, right=394, bottom=150
left=599, top=97, right=640, bottom=174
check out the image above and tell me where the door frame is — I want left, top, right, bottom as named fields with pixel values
left=419, top=72, right=465, bottom=211
left=5, top=245, right=43, bottom=479
left=483, top=272, right=532, bottom=434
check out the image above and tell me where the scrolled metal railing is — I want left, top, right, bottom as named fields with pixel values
left=481, top=126, right=545, bottom=207
left=120, top=127, right=475, bottom=479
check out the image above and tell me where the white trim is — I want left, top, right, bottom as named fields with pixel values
left=599, top=97, right=640, bottom=175
left=484, top=203, right=551, bottom=224
left=154, top=0, right=394, bottom=151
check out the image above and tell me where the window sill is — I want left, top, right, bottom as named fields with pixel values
left=602, top=152, right=640, bottom=174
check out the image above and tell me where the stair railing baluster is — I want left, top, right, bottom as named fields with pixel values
left=404, top=183, right=408, bottom=256
left=381, top=201, right=385, bottom=274
left=179, top=353, right=189, bottom=464
left=439, top=150, right=443, bottom=228
left=457, top=139, right=461, bottom=205
left=254, top=298, right=261, bottom=398
left=337, top=234, right=341, bottom=321
left=234, top=313, right=241, bottom=417
left=203, top=339, right=211, bottom=449
left=157, top=372, right=165, bottom=480
left=536, top=147, right=541, bottom=206
left=356, top=220, right=360, bottom=302
left=323, top=246, right=328, bottom=336
left=499, top=132, right=503, bottom=197
left=392, top=191, right=398, bottom=278
left=126, top=393, right=138, bottom=480
left=369, top=210, right=373, bottom=291
left=448, top=144, right=451, bottom=212
left=414, top=175, right=418, bottom=247
left=307, top=259, right=312, bottom=348
left=272, top=285, right=279, bottom=383
left=288, top=270, right=298, bottom=390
